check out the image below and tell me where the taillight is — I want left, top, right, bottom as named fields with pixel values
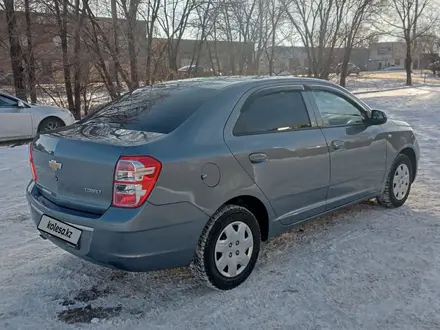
left=112, top=156, right=162, bottom=208
left=29, top=143, right=37, bottom=181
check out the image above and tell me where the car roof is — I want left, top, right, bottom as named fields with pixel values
left=150, top=75, right=339, bottom=91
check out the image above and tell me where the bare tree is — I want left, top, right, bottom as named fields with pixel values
left=265, top=0, right=285, bottom=75
left=379, top=0, right=436, bottom=85
left=418, top=34, right=440, bottom=74
left=82, top=2, right=131, bottom=91
left=338, top=0, right=381, bottom=86
left=157, top=0, right=196, bottom=74
left=111, top=0, right=122, bottom=91
left=3, top=0, right=27, bottom=100
left=216, top=0, right=238, bottom=74
left=139, top=0, right=161, bottom=84
left=53, top=0, right=75, bottom=110
left=24, top=0, right=37, bottom=102
left=119, top=0, right=141, bottom=89
left=283, top=0, right=348, bottom=79
left=72, top=0, right=88, bottom=118
left=82, top=14, right=119, bottom=99
left=229, top=0, right=257, bottom=74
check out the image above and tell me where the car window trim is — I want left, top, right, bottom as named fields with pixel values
left=303, top=84, right=371, bottom=128
left=231, top=85, right=319, bottom=137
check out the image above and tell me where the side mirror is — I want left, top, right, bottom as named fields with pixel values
left=368, top=109, right=387, bottom=125
left=17, top=100, right=25, bottom=108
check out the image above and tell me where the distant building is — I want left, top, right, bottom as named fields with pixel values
left=259, top=46, right=369, bottom=75
left=368, top=42, right=420, bottom=70
left=151, top=38, right=254, bottom=75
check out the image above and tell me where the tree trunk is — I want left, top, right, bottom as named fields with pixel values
left=339, top=41, right=353, bottom=87
left=54, top=0, right=75, bottom=111
left=88, top=17, right=118, bottom=99
left=127, top=1, right=139, bottom=90
left=24, top=0, right=36, bottom=103
left=268, top=27, right=276, bottom=76
left=145, top=0, right=160, bottom=85
left=405, top=39, right=412, bottom=86
left=111, top=0, right=121, bottom=92
left=72, top=0, right=86, bottom=119
left=145, top=40, right=153, bottom=84
left=339, top=61, right=348, bottom=87
left=4, top=0, right=27, bottom=101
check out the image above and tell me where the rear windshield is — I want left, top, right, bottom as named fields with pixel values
left=82, top=83, right=220, bottom=134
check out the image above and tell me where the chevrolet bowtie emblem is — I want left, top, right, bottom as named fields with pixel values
left=48, top=159, right=62, bottom=171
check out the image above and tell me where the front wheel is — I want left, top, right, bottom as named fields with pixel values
left=192, top=205, right=261, bottom=291
left=377, top=154, right=413, bottom=208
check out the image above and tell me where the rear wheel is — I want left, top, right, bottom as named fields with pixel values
left=377, top=153, right=413, bottom=208
left=192, top=204, right=261, bottom=290
left=38, top=117, right=65, bottom=133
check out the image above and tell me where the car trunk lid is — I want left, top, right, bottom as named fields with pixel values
left=31, top=123, right=165, bottom=214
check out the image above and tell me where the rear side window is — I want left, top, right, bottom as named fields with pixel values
left=0, top=95, right=18, bottom=107
left=233, top=90, right=311, bottom=135
left=82, top=84, right=219, bottom=134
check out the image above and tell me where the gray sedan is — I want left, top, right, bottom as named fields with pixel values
left=0, top=92, right=75, bottom=143
left=26, top=76, right=419, bottom=291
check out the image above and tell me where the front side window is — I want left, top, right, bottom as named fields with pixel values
left=312, top=90, right=365, bottom=127
left=233, top=90, right=311, bottom=135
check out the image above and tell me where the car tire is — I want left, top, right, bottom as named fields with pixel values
left=377, top=153, right=413, bottom=208
left=38, top=117, right=65, bottom=133
left=192, top=204, right=261, bottom=291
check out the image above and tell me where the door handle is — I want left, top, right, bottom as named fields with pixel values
left=331, top=140, right=344, bottom=150
left=249, top=152, right=268, bottom=163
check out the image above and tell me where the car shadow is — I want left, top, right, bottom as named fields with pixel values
left=0, top=138, right=32, bottom=148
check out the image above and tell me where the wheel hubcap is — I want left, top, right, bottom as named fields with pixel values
left=214, top=221, right=254, bottom=278
left=392, top=163, right=410, bottom=200
left=45, top=121, right=60, bottom=131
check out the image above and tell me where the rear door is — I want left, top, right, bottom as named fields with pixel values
left=224, top=84, right=330, bottom=225
left=0, top=94, right=32, bottom=141
left=304, top=84, right=387, bottom=209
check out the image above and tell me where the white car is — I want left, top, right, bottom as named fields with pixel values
left=0, top=92, right=75, bottom=142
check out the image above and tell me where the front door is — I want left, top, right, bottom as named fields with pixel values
left=224, top=84, right=330, bottom=225
left=0, top=94, right=32, bottom=141
left=305, top=86, right=387, bottom=209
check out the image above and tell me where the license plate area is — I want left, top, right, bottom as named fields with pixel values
left=37, top=215, right=82, bottom=247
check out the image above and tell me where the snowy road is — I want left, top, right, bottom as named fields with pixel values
left=1, top=86, right=440, bottom=330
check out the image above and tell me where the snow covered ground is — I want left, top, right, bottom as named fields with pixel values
left=336, top=71, right=440, bottom=94
left=1, top=86, right=440, bottom=329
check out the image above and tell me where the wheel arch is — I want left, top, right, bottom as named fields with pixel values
left=37, top=115, right=66, bottom=133
left=399, top=146, right=417, bottom=183
left=223, top=195, right=270, bottom=241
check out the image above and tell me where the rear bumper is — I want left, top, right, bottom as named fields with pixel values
left=26, top=181, right=209, bottom=272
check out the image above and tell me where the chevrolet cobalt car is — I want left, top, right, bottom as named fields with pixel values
left=26, top=77, right=419, bottom=290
